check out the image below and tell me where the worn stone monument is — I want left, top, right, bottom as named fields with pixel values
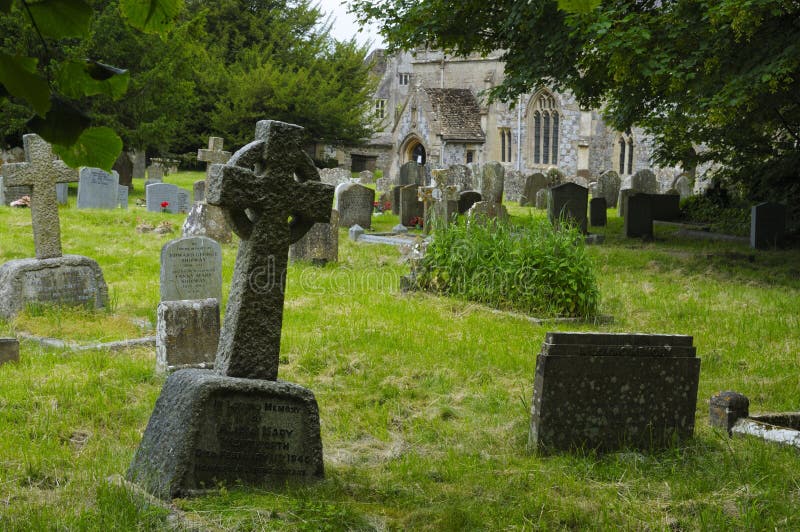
left=56, top=183, right=69, bottom=205
left=466, top=201, right=509, bottom=226
left=128, top=120, right=331, bottom=499
left=0, top=134, right=108, bottom=319
left=160, top=236, right=223, bottom=302
left=399, top=184, right=423, bottom=226
left=335, top=183, right=374, bottom=229
left=520, top=173, right=548, bottom=206
left=183, top=137, right=233, bottom=243
left=118, top=185, right=129, bottom=209
left=597, top=170, right=621, bottom=208
left=529, top=332, right=701, bottom=452
left=535, top=188, right=549, bottom=210
left=399, top=161, right=425, bottom=186
left=77, top=167, right=120, bottom=209
left=0, top=338, right=20, bottom=365
left=318, top=167, right=351, bottom=187
left=476, top=161, right=505, bottom=204
left=289, top=209, right=339, bottom=265
left=590, top=197, right=607, bottom=227
left=504, top=169, right=524, bottom=203
left=548, top=182, right=588, bottom=233
left=156, top=298, right=220, bottom=374
left=750, top=202, right=786, bottom=250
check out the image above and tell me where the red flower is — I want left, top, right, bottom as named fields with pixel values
left=160, top=201, right=170, bottom=208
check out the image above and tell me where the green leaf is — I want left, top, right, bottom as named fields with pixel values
left=26, top=0, right=92, bottom=39
left=120, top=0, right=183, bottom=34
left=557, top=0, right=600, bottom=14
left=53, top=126, right=122, bottom=171
left=27, top=96, right=91, bottom=145
left=56, top=60, right=130, bottom=100
left=0, top=53, right=51, bottom=116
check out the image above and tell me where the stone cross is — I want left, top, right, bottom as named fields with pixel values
left=207, top=120, right=334, bottom=380
left=197, top=137, right=231, bottom=180
left=1, top=134, right=78, bottom=259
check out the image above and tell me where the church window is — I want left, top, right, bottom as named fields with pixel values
left=499, top=128, right=513, bottom=162
left=374, top=99, right=386, bottom=119
left=399, top=73, right=410, bottom=85
left=615, top=131, right=635, bottom=175
left=627, top=138, right=634, bottom=175
left=466, top=150, right=475, bottom=164
left=530, top=91, right=559, bottom=166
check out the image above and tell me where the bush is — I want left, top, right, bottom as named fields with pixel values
left=413, top=217, right=600, bottom=317
left=681, top=194, right=750, bottom=236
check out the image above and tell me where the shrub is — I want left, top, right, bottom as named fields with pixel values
left=681, top=194, right=750, bottom=236
left=413, top=217, right=600, bottom=317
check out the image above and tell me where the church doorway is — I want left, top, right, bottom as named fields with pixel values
left=407, top=142, right=426, bottom=165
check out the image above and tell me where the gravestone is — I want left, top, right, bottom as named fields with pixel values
left=147, top=183, right=188, bottom=214
left=597, top=170, right=621, bottom=208
left=118, top=185, right=129, bottom=209
left=319, top=167, right=351, bottom=187
left=430, top=176, right=459, bottom=226
left=399, top=161, right=425, bottom=186
left=617, top=188, right=633, bottom=217
left=672, top=175, right=692, bottom=199
left=449, top=164, right=473, bottom=191
left=0, top=135, right=108, bottom=319
left=77, top=167, right=120, bottom=209
left=147, top=164, right=164, bottom=181
left=399, top=184, right=423, bottom=226
left=129, top=120, right=331, bottom=499
left=458, top=190, right=482, bottom=214
left=357, top=170, right=374, bottom=184
left=631, top=169, right=659, bottom=194
left=375, top=176, right=391, bottom=193
left=520, top=173, right=548, bottom=206
left=466, top=201, right=509, bottom=225
left=625, top=193, right=653, bottom=238
left=750, top=202, right=786, bottom=250
left=504, top=170, right=524, bottom=203
left=182, top=136, right=233, bottom=243
left=548, top=182, right=588, bottom=233
left=348, top=224, right=364, bottom=241
left=335, top=183, right=374, bottom=229
left=477, top=161, right=504, bottom=204
left=0, top=338, right=20, bottom=365
left=590, top=197, right=607, bottom=227
left=289, top=210, right=339, bottom=265
left=529, top=332, right=700, bottom=452
left=156, top=298, right=220, bottom=374
left=417, top=186, right=435, bottom=233
left=131, top=150, right=146, bottom=179
left=193, top=180, right=205, bottom=203
left=56, top=183, right=69, bottom=205
left=648, top=193, right=681, bottom=221
left=391, top=185, right=402, bottom=215
left=535, top=188, right=549, bottom=210
left=160, top=236, right=222, bottom=302
left=113, top=149, right=133, bottom=190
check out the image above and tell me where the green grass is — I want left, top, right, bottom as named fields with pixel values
left=0, top=174, right=799, bottom=529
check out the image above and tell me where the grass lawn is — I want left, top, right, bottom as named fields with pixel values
left=0, top=174, right=798, bottom=530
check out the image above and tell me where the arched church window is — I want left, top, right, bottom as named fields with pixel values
left=615, top=131, right=635, bottom=175
left=530, top=91, right=560, bottom=166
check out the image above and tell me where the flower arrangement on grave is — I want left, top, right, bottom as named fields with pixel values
left=408, top=216, right=423, bottom=229
left=160, top=201, right=169, bottom=213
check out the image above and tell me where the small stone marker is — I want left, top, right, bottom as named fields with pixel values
left=535, top=188, right=549, bottom=210
left=129, top=120, right=331, bottom=499
left=590, top=197, right=607, bottom=227
left=625, top=193, right=653, bottom=238
left=77, top=167, right=120, bottom=209
left=335, top=183, right=374, bottom=229
left=529, top=332, right=700, bottom=452
left=548, top=182, right=588, bottom=233
left=709, top=391, right=750, bottom=434
left=750, top=202, right=786, bottom=250
left=290, top=209, right=339, bottom=265
left=348, top=224, right=365, bottom=241
left=458, top=190, right=482, bottom=214
left=399, top=184, right=423, bottom=226
left=710, top=391, right=800, bottom=449
left=160, top=236, right=223, bottom=302
left=118, top=185, right=129, bottom=209
left=0, top=338, right=20, bottom=365
left=156, top=298, right=220, bottom=374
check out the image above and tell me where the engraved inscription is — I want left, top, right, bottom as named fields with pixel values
left=160, top=237, right=222, bottom=302
left=21, top=266, right=96, bottom=304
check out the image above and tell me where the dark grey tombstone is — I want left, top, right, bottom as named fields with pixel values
left=548, top=182, right=588, bottom=233
left=625, top=193, right=653, bottom=238
left=458, top=190, right=482, bottom=214
left=290, top=209, right=339, bottom=265
left=391, top=185, right=402, bottom=215
left=193, top=180, right=206, bottom=203
left=77, top=167, right=119, bottom=209
left=590, top=197, right=607, bottom=227
left=528, top=332, right=701, bottom=452
left=335, top=183, right=374, bottom=229
left=146, top=183, right=180, bottom=213
left=155, top=298, right=220, bottom=374
left=399, top=162, right=424, bottom=186
left=521, top=173, right=548, bottom=206
left=750, top=202, right=786, bottom=250
left=399, top=184, right=423, bottom=226
left=709, top=391, right=750, bottom=434
left=648, top=193, right=681, bottom=221
left=0, top=338, right=20, bottom=365
left=128, top=120, right=331, bottom=499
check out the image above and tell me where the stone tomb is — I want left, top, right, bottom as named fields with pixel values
left=548, top=182, right=588, bottom=233
left=289, top=209, right=339, bottom=265
left=477, top=161, right=505, bottom=204
left=147, top=183, right=190, bottom=214
left=590, top=197, right=607, bottom=227
left=529, top=332, right=701, bottom=452
left=750, top=202, right=786, bottom=250
left=129, top=120, right=330, bottom=499
left=77, top=167, right=120, bottom=209
left=160, top=236, right=223, bottom=302
left=335, top=183, right=374, bottom=229
left=156, top=298, right=220, bottom=374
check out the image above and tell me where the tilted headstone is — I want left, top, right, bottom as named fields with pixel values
left=290, top=209, right=339, bottom=265
left=477, top=161, right=505, bottom=204
left=160, top=236, right=223, bottom=302
left=590, top=197, right=607, bottom=227
left=399, top=161, right=425, bottom=186
left=156, top=298, right=220, bottom=374
left=399, top=184, right=423, bottom=226
left=529, top=332, right=700, bottom=452
left=625, top=193, right=653, bottom=238
left=520, top=173, right=548, bottom=206
left=548, top=182, right=588, bottom=233
left=0, top=338, right=20, bottom=366
left=597, top=170, right=621, bottom=208
left=129, top=120, right=331, bottom=499
left=77, top=167, right=120, bottom=209
left=535, top=188, right=549, bottom=210
left=458, top=190, right=482, bottom=214
left=118, top=185, right=128, bottom=209
left=56, top=183, right=69, bottom=205
left=750, top=202, right=786, bottom=250
left=335, top=183, right=374, bottom=229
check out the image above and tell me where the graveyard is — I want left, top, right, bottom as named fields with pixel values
left=1, top=159, right=799, bottom=529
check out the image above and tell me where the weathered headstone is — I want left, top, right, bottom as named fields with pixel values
left=548, top=182, right=588, bottom=233
left=430, top=178, right=459, bottom=227
left=113, top=150, right=133, bottom=190
left=128, top=120, right=331, bottom=499
left=160, top=236, right=223, bottom=302
left=399, top=161, right=425, bottom=186
left=77, top=167, right=120, bottom=209
left=147, top=164, right=164, bottom=182
left=535, top=188, right=549, bottom=210
left=449, top=164, right=473, bottom=191
left=399, top=184, right=423, bottom=226
left=118, top=185, right=129, bottom=209
left=597, top=170, right=621, bottom=208
left=590, top=197, right=607, bottom=227
left=156, top=298, right=220, bottom=374
left=357, top=170, right=374, bottom=184
left=146, top=183, right=187, bottom=214
left=529, top=332, right=700, bottom=452
left=458, top=190, right=482, bottom=214
left=750, top=202, right=786, bottom=250
left=504, top=169, right=524, bottom=203
left=466, top=201, right=509, bottom=225
left=182, top=136, right=233, bottom=243
left=319, top=167, right=351, bottom=187
left=131, top=150, right=146, bottom=180
left=193, top=180, right=206, bottom=203
left=348, top=224, right=364, bottom=241
left=289, top=209, right=339, bottom=265
left=617, top=188, right=634, bottom=218
left=625, top=193, right=653, bottom=238
left=0, top=338, right=20, bottom=365
left=198, top=137, right=231, bottom=169
left=56, top=183, right=69, bottom=205
left=631, top=169, right=659, bottom=194
left=335, top=183, right=374, bottom=229
left=391, top=185, right=402, bottom=215
left=476, top=161, right=505, bottom=204
left=520, top=173, right=548, bottom=206
left=375, top=176, right=392, bottom=193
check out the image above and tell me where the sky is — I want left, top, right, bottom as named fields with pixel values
left=316, top=0, right=385, bottom=51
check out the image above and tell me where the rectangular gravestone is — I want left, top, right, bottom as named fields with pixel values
left=0, top=338, right=20, bottom=365
left=56, top=183, right=69, bottom=205
left=548, top=182, right=588, bottom=233
left=399, top=161, right=424, bottom=185
left=176, top=189, right=191, bottom=214
left=625, top=193, right=653, bottom=238
left=147, top=164, right=164, bottom=181
left=590, top=197, right=607, bottom=227
left=648, top=193, right=681, bottom=221
left=399, top=184, right=423, bottom=226
left=118, top=185, right=128, bottom=209
left=193, top=180, right=206, bottom=203
left=529, top=332, right=700, bottom=452
left=77, top=167, right=120, bottom=209
left=750, top=202, right=786, bottom=250
left=335, top=183, right=374, bottom=229
left=156, top=298, right=220, bottom=373
left=160, top=236, right=223, bottom=302
left=391, top=185, right=402, bottom=215
left=289, top=210, right=339, bottom=265
left=146, top=183, right=184, bottom=213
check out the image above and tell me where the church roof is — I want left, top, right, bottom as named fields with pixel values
left=423, top=88, right=485, bottom=142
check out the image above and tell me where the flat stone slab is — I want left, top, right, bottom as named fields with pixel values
left=731, top=414, right=800, bottom=449
left=127, top=369, right=324, bottom=499
left=529, top=332, right=700, bottom=453
left=0, top=256, right=108, bottom=319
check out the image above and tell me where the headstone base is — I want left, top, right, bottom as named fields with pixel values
left=0, top=255, right=109, bottom=319
left=128, top=369, right=324, bottom=500
left=181, top=203, right=232, bottom=244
